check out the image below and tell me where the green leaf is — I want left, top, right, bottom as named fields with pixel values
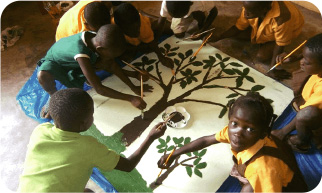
left=191, top=76, right=198, bottom=82
left=178, top=137, right=184, bottom=144
left=180, top=70, right=187, bottom=76
left=186, top=68, right=192, bottom=75
left=229, top=62, right=243, bottom=67
left=219, top=62, right=225, bottom=69
left=196, top=162, right=207, bottom=169
left=203, top=85, right=223, bottom=88
left=158, top=149, right=165, bottom=153
left=251, top=85, right=265, bottom=92
left=215, top=53, right=222, bottom=60
left=219, top=107, right=227, bottom=118
left=236, top=77, right=243, bottom=87
left=164, top=43, right=171, bottom=51
left=243, top=67, right=250, bottom=75
left=166, top=136, right=171, bottom=143
left=173, top=137, right=179, bottom=144
left=193, top=151, right=199, bottom=156
left=194, top=168, right=203, bottom=178
left=186, top=152, right=192, bottom=157
left=167, top=52, right=177, bottom=57
left=184, top=137, right=191, bottom=145
left=142, top=56, right=149, bottom=63
left=146, top=59, right=157, bottom=65
left=159, top=47, right=166, bottom=54
left=194, top=158, right=201, bottom=165
left=223, top=69, right=235, bottom=75
left=156, top=144, right=165, bottom=149
left=209, top=55, right=216, bottom=62
left=199, top=149, right=207, bottom=157
left=187, top=77, right=192, bottom=84
left=226, top=93, right=239, bottom=98
left=245, top=76, right=255, bottom=83
left=233, top=68, right=243, bottom=75
left=178, top=53, right=185, bottom=60
left=192, top=70, right=202, bottom=76
left=146, top=65, right=154, bottom=72
left=170, top=47, right=180, bottom=51
left=185, top=49, right=193, bottom=57
left=203, top=63, right=211, bottom=69
left=186, top=166, right=193, bottom=177
left=174, top=58, right=180, bottom=66
left=158, top=138, right=166, bottom=145
left=178, top=144, right=184, bottom=148
left=132, top=62, right=142, bottom=67
left=167, top=145, right=175, bottom=151
left=191, top=61, right=203, bottom=66
left=222, top=57, right=230, bottom=62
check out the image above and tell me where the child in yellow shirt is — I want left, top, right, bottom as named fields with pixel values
left=272, top=33, right=322, bottom=152
left=157, top=92, right=307, bottom=192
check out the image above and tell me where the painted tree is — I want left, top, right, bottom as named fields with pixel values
left=149, top=136, right=207, bottom=189
left=120, top=42, right=269, bottom=145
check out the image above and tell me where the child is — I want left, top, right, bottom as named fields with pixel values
left=38, top=24, right=152, bottom=118
left=156, top=1, right=218, bottom=39
left=113, top=3, right=174, bottom=69
left=271, top=33, right=322, bottom=152
left=55, top=1, right=111, bottom=41
left=157, top=92, right=307, bottom=192
left=18, top=88, right=167, bottom=192
left=210, top=1, right=304, bottom=80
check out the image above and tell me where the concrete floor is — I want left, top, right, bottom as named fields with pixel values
left=1, top=1, right=321, bottom=192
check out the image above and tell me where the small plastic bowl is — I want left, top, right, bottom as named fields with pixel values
left=162, top=106, right=190, bottom=128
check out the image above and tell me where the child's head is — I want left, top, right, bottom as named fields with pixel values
left=227, top=92, right=275, bottom=152
left=166, top=1, right=193, bottom=18
left=242, top=1, right=272, bottom=19
left=49, top=88, right=94, bottom=132
left=113, top=3, right=140, bottom=38
left=84, top=2, right=111, bottom=32
left=300, top=33, right=322, bottom=77
left=94, top=24, right=126, bottom=58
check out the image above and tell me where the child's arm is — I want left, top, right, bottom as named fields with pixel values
left=114, top=122, right=167, bottom=172
left=148, top=40, right=174, bottom=69
left=154, top=17, right=167, bottom=41
left=270, top=44, right=285, bottom=67
left=158, top=134, right=219, bottom=169
left=191, top=6, right=218, bottom=39
left=275, top=52, right=303, bottom=64
left=209, top=25, right=242, bottom=43
left=77, top=57, right=146, bottom=110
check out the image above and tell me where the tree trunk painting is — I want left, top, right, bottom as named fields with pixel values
left=120, top=41, right=269, bottom=145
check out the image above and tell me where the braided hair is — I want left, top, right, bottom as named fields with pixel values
left=228, top=92, right=277, bottom=137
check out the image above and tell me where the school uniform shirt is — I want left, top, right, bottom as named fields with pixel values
left=160, top=0, right=216, bottom=34
left=55, top=0, right=96, bottom=41
left=18, top=122, right=120, bottom=192
left=235, top=1, right=304, bottom=46
left=38, top=31, right=98, bottom=88
left=215, top=126, right=294, bottom=192
left=300, top=75, right=322, bottom=109
left=111, top=13, right=154, bottom=46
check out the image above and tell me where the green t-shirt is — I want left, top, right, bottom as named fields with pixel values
left=18, top=123, right=120, bottom=192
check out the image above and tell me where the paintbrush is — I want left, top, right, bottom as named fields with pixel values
left=157, top=146, right=177, bottom=178
left=190, top=32, right=213, bottom=61
left=121, top=60, right=161, bottom=84
left=183, top=27, right=216, bottom=40
left=155, top=112, right=177, bottom=130
left=140, top=75, right=144, bottom=119
left=171, top=69, right=176, bottom=81
left=267, top=40, right=307, bottom=73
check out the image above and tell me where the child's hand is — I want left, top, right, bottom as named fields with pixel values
left=159, top=56, right=174, bottom=69
left=148, top=122, right=167, bottom=140
left=267, top=69, right=292, bottom=81
left=157, top=152, right=176, bottom=169
left=129, top=96, right=147, bottom=110
left=276, top=52, right=297, bottom=64
left=136, top=71, right=150, bottom=82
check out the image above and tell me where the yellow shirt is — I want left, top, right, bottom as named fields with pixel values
left=235, top=1, right=304, bottom=46
left=55, top=0, right=96, bottom=41
left=300, top=75, right=322, bottom=109
left=215, top=126, right=294, bottom=192
left=112, top=14, right=154, bottom=46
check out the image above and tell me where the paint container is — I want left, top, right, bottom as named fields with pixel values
left=162, top=106, right=190, bottom=128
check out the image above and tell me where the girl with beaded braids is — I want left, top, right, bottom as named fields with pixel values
left=157, top=92, right=307, bottom=192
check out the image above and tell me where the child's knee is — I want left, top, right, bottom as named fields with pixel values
left=297, top=106, right=322, bottom=127
left=37, top=70, right=54, bottom=83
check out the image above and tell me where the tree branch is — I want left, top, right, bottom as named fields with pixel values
left=180, top=99, right=226, bottom=108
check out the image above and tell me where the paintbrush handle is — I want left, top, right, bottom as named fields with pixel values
left=192, top=32, right=213, bottom=57
left=155, top=113, right=177, bottom=130
left=184, top=27, right=216, bottom=40
left=157, top=146, right=177, bottom=178
left=267, top=40, right=307, bottom=72
left=122, top=60, right=161, bottom=84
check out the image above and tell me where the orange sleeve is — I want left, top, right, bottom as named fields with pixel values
left=235, top=8, right=250, bottom=31
left=215, top=125, right=230, bottom=143
left=300, top=75, right=322, bottom=109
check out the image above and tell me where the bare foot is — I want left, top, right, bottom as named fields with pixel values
left=287, top=135, right=311, bottom=153
left=40, top=105, right=51, bottom=119
left=271, top=129, right=287, bottom=141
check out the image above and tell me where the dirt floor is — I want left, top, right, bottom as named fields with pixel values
left=1, top=1, right=322, bottom=192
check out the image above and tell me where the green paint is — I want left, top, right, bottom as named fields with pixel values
left=81, top=124, right=152, bottom=192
